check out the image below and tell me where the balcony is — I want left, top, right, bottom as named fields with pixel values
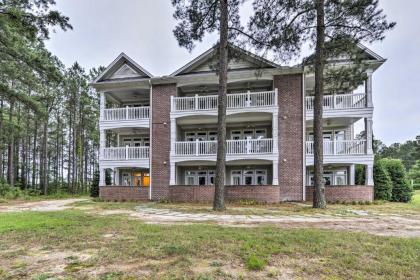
left=171, top=90, right=277, bottom=113
left=305, top=93, right=372, bottom=120
left=102, top=147, right=149, bottom=160
left=306, top=140, right=366, bottom=156
left=100, top=106, right=150, bottom=129
left=174, top=139, right=274, bottom=156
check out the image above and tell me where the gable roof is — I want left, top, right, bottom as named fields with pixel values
left=170, top=44, right=281, bottom=76
left=93, top=53, right=153, bottom=84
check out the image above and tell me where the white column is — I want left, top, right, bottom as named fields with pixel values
left=365, top=163, right=374, bottom=186
left=365, top=117, right=373, bottom=154
left=272, top=112, right=278, bottom=153
left=365, top=69, right=373, bottom=107
left=115, top=168, right=120, bottom=185
left=99, top=129, right=105, bottom=160
left=170, top=118, right=176, bottom=156
left=272, top=159, right=279, bottom=185
left=349, top=164, right=355, bottom=185
left=99, top=168, right=105, bottom=186
left=99, top=91, right=105, bottom=121
left=170, top=162, right=176, bottom=185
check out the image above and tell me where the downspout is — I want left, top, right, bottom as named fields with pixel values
left=148, top=79, right=153, bottom=200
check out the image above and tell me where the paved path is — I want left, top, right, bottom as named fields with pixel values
left=124, top=206, right=420, bottom=238
left=0, top=198, right=87, bottom=213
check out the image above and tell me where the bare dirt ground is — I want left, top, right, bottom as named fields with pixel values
left=1, top=199, right=420, bottom=238
left=0, top=198, right=86, bottom=212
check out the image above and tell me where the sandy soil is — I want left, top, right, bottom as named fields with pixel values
left=0, top=198, right=87, bottom=212
left=1, top=199, right=419, bottom=238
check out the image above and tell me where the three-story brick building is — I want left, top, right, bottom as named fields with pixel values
left=93, top=44, right=384, bottom=203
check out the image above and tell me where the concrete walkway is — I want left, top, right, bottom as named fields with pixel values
left=125, top=206, right=420, bottom=238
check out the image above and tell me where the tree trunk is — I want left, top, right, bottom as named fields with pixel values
left=40, top=121, right=49, bottom=195
left=313, top=0, right=327, bottom=208
left=32, top=120, right=38, bottom=187
left=0, top=99, right=3, bottom=180
left=213, top=0, right=229, bottom=211
left=7, top=100, right=15, bottom=186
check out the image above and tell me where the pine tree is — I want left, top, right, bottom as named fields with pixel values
left=383, top=158, right=413, bottom=203
left=172, top=0, right=245, bottom=210
left=245, top=0, right=395, bottom=208
left=373, top=159, right=392, bottom=201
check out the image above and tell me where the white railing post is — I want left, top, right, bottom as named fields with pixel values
left=272, top=112, right=278, bottom=154
left=333, top=93, right=336, bottom=109
left=272, top=159, right=279, bottom=185
left=332, top=137, right=336, bottom=155
left=170, top=96, right=174, bottom=111
left=125, top=106, right=129, bottom=120
left=99, top=91, right=105, bottom=121
left=247, top=90, right=251, bottom=107
left=274, top=88, right=278, bottom=106
left=125, top=145, right=129, bottom=160
left=195, top=94, right=199, bottom=110
left=246, top=138, right=250, bottom=154
left=365, top=117, right=373, bottom=154
left=99, top=129, right=105, bottom=160
left=195, top=139, right=199, bottom=156
left=365, top=69, right=373, bottom=108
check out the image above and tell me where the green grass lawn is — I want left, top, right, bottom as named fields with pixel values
left=0, top=209, right=419, bottom=279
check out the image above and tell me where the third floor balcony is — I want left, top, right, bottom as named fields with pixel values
left=171, top=90, right=277, bottom=114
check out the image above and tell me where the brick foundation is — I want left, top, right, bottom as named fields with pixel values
left=305, top=185, right=374, bottom=202
left=99, top=186, right=149, bottom=201
left=169, top=185, right=280, bottom=203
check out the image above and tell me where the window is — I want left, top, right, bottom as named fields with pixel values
left=231, top=170, right=242, bottom=185
left=186, top=171, right=196, bottom=185
left=231, top=130, right=242, bottom=140
left=208, top=132, right=217, bottom=141
left=122, top=172, right=131, bottom=186
left=198, top=171, right=207, bottom=185
left=335, top=170, right=347, bottom=185
left=243, top=170, right=254, bottom=185
left=208, top=171, right=215, bottom=185
left=185, top=170, right=215, bottom=185
left=256, top=170, right=267, bottom=185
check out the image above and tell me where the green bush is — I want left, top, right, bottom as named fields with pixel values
left=382, top=159, right=413, bottom=202
left=245, top=254, right=266, bottom=271
left=90, top=170, right=100, bottom=197
left=373, top=159, right=392, bottom=201
left=355, top=165, right=365, bottom=185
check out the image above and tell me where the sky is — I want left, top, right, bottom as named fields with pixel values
left=45, top=0, right=420, bottom=145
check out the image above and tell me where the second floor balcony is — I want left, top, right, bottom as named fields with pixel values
left=102, top=146, right=149, bottom=160
left=171, top=90, right=277, bottom=113
left=174, top=138, right=274, bottom=157
left=305, top=140, right=367, bottom=156
left=102, top=106, right=149, bottom=121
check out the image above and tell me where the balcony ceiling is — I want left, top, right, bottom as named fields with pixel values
left=109, top=127, right=149, bottom=134
left=176, top=159, right=272, bottom=166
left=106, top=89, right=149, bottom=103
left=178, top=80, right=272, bottom=95
left=177, top=112, right=272, bottom=125
left=306, top=117, right=361, bottom=128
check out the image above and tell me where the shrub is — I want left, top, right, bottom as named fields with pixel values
left=382, top=159, right=413, bottom=203
left=373, top=159, right=393, bottom=201
left=245, top=255, right=266, bottom=271
left=90, top=171, right=99, bottom=197
left=355, top=165, right=365, bottom=185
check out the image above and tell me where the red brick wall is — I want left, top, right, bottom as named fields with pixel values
left=151, top=84, right=177, bottom=200
left=305, top=186, right=374, bottom=202
left=274, top=74, right=304, bottom=201
left=169, top=185, right=280, bottom=203
left=100, top=186, right=149, bottom=201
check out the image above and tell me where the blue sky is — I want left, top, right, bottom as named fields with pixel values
left=45, top=0, right=420, bottom=145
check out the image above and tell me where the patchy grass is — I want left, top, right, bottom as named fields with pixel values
left=0, top=210, right=419, bottom=279
left=146, top=190, right=420, bottom=216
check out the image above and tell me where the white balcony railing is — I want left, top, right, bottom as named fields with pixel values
left=306, top=140, right=367, bottom=155
left=174, top=139, right=273, bottom=156
left=102, top=106, right=149, bottom=121
left=102, top=146, right=149, bottom=160
left=172, top=90, right=277, bottom=112
left=306, top=93, right=366, bottom=111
